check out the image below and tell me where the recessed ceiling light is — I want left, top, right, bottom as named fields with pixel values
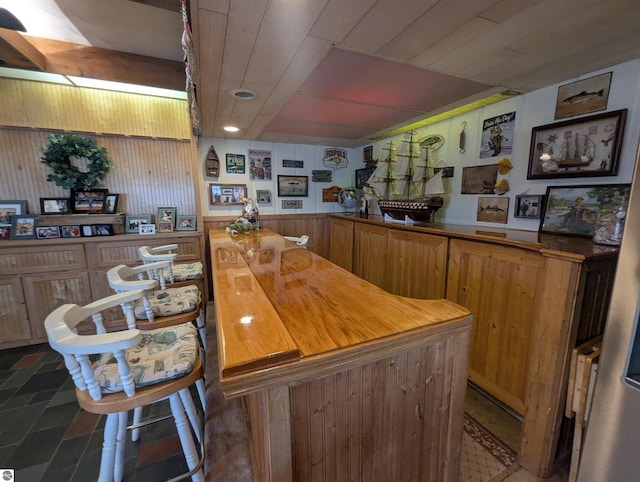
left=230, top=88, right=256, bottom=100
left=224, top=126, right=239, bottom=132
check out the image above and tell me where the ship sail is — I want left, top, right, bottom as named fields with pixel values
left=363, top=130, right=445, bottom=223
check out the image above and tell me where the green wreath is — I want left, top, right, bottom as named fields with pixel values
left=41, top=133, right=112, bottom=190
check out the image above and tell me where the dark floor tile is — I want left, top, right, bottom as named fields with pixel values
left=0, top=363, right=41, bottom=389
left=13, top=369, right=69, bottom=396
left=48, top=434, right=90, bottom=470
left=16, top=462, right=49, bottom=482
left=0, top=401, right=47, bottom=433
left=0, top=387, right=17, bottom=406
left=41, top=464, right=75, bottom=482
left=0, top=391, right=33, bottom=411
left=30, top=387, right=59, bottom=404
left=134, top=452, right=189, bottom=482
left=139, top=416, right=179, bottom=444
left=70, top=446, right=101, bottom=482
left=32, top=401, right=80, bottom=431
left=0, top=426, right=27, bottom=447
left=64, top=410, right=101, bottom=439
left=6, top=425, right=67, bottom=469
left=37, top=361, right=64, bottom=374
left=136, top=434, right=182, bottom=467
left=0, top=443, right=18, bottom=467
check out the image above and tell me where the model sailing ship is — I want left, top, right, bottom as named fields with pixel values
left=557, top=132, right=596, bottom=169
left=364, top=130, right=444, bottom=223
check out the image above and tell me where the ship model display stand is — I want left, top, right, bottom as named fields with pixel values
left=364, top=130, right=444, bottom=223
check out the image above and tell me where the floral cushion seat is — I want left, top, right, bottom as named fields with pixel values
left=133, top=285, right=200, bottom=320
left=94, top=323, right=199, bottom=393
left=166, top=262, right=203, bottom=282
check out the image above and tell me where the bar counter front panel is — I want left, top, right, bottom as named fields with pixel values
left=210, top=228, right=473, bottom=482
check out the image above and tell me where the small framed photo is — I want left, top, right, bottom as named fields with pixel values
left=176, top=215, right=196, bottom=231
left=36, top=226, right=61, bottom=239
left=157, top=220, right=173, bottom=233
left=81, top=225, right=95, bottom=237
left=40, top=198, right=70, bottom=215
left=210, top=184, right=247, bottom=204
left=95, top=224, right=113, bottom=236
left=103, top=194, right=119, bottom=214
left=476, top=197, right=509, bottom=224
left=139, top=224, right=156, bottom=235
left=539, top=184, right=631, bottom=237
left=514, top=195, right=544, bottom=219
left=0, top=200, right=28, bottom=227
left=60, top=225, right=81, bottom=238
left=125, top=215, right=152, bottom=234
left=10, top=215, right=36, bottom=240
left=256, top=190, right=272, bottom=204
left=277, top=175, right=308, bottom=197
left=156, top=206, right=176, bottom=228
left=0, top=226, right=10, bottom=239
left=71, top=189, right=109, bottom=213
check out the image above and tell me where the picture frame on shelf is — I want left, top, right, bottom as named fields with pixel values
left=0, top=200, right=28, bottom=228
left=139, top=224, right=156, bottom=235
left=40, top=198, right=70, bottom=215
left=125, top=215, right=152, bottom=234
left=209, top=184, right=247, bottom=204
left=36, top=226, right=61, bottom=239
left=539, top=183, right=631, bottom=237
left=514, top=195, right=544, bottom=219
left=81, top=225, right=95, bottom=237
left=60, top=225, right=81, bottom=238
left=157, top=220, right=173, bottom=233
left=103, top=194, right=119, bottom=214
left=95, top=224, right=114, bottom=236
left=176, top=215, right=197, bottom=231
left=71, top=189, right=109, bottom=213
left=156, top=206, right=176, bottom=228
left=10, top=215, right=36, bottom=240
left=277, top=175, right=308, bottom=197
left=527, top=109, right=627, bottom=180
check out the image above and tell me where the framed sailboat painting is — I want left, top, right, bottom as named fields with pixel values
left=527, top=109, right=627, bottom=180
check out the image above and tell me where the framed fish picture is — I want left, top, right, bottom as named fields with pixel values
left=555, top=72, right=612, bottom=119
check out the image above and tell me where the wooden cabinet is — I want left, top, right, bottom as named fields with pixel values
left=329, top=214, right=619, bottom=478
left=0, top=232, right=204, bottom=349
left=0, top=277, right=29, bottom=345
left=328, top=216, right=354, bottom=271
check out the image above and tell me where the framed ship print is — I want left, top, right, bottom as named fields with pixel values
left=277, top=176, right=308, bottom=197
left=527, top=109, right=627, bottom=179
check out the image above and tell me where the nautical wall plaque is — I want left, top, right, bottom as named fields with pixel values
left=322, top=148, right=348, bottom=170
left=282, top=200, right=302, bottom=209
left=283, top=159, right=304, bottom=168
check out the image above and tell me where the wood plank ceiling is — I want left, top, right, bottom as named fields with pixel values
left=2, top=0, right=640, bottom=147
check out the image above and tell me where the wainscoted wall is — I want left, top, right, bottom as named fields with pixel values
left=0, top=77, right=201, bottom=220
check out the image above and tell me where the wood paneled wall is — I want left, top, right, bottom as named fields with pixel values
left=0, top=78, right=199, bottom=219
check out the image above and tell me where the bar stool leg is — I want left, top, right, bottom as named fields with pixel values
left=114, top=411, right=128, bottom=481
left=99, top=412, right=118, bottom=482
left=169, top=392, right=204, bottom=482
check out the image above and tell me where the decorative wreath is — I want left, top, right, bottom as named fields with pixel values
left=41, top=133, right=112, bottom=190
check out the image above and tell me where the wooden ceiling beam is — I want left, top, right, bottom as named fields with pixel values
left=0, top=28, right=46, bottom=70
left=26, top=36, right=185, bottom=92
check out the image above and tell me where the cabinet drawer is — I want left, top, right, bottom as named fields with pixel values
left=0, top=245, right=86, bottom=274
left=85, top=236, right=203, bottom=268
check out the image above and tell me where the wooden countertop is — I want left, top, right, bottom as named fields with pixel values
left=210, top=228, right=472, bottom=396
left=330, top=214, right=620, bottom=259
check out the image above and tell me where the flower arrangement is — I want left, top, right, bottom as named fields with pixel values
left=41, top=133, right=112, bottom=190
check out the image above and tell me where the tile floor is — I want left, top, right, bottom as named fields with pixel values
left=0, top=335, right=569, bottom=482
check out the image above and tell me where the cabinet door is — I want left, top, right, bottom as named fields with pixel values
left=23, top=271, right=93, bottom=340
left=0, top=277, right=30, bottom=346
left=329, top=218, right=354, bottom=271
left=354, top=223, right=388, bottom=290
left=386, top=230, right=448, bottom=299
left=446, top=239, right=545, bottom=415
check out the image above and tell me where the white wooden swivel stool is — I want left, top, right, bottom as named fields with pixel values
left=138, top=244, right=204, bottom=289
left=106, top=261, right=207, bottom=440
left=44, top=290, right=205, bottom=482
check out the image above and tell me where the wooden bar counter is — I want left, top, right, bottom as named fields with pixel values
left=210, top=228, right=473, bottom=482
